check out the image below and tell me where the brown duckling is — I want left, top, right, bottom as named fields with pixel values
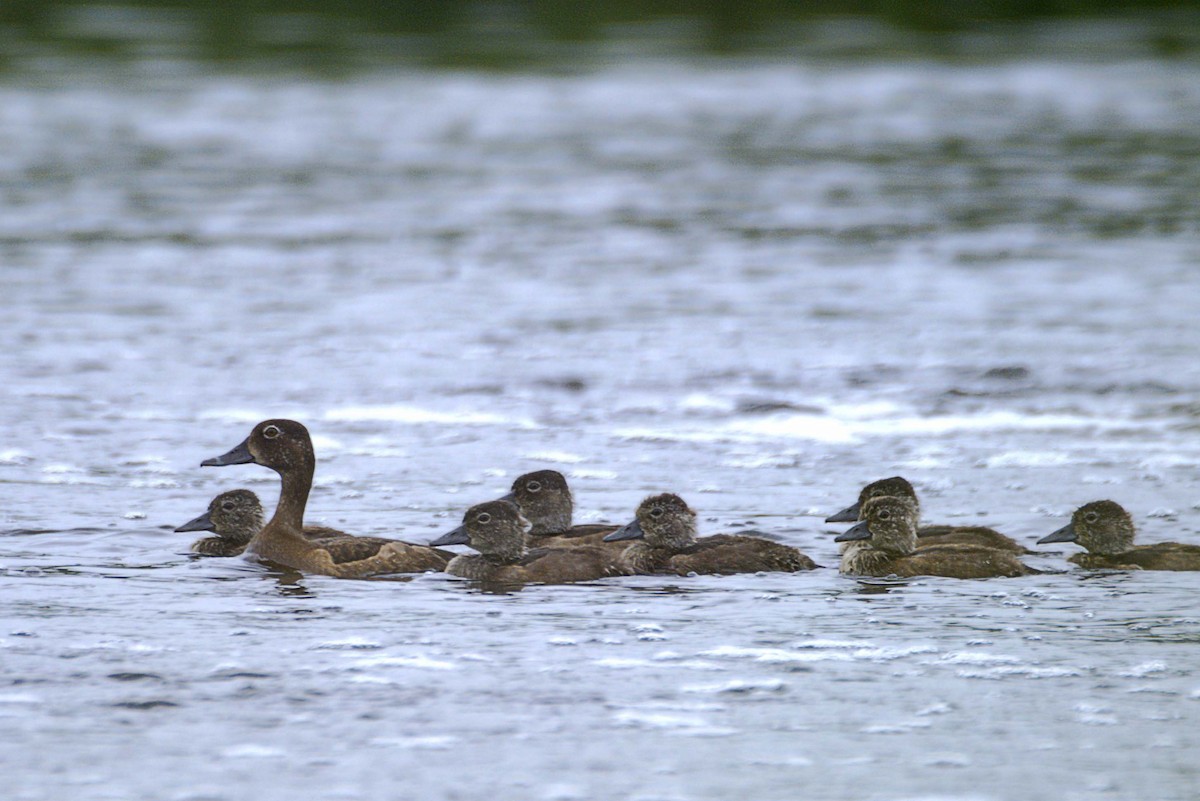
left=201, top=419, right=451, bottom=578
left=836, top=495, right=1036, bottom=579
left=488, top=470, right=619, bottom=549
left=175, top=489, right=349, bottom=557
left=605, top=493, right=817, bottom=576
left=430, top=499, right=627, bottom=584
left=826, top=476, right=1031, bottom=554
left=1039, top=500, right=1200, bottom=571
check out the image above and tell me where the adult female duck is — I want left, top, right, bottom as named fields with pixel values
left=201, top=419, right=450, bottom=577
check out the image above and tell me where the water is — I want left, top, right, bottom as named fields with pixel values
left=3, top=36, right=1200, bottom=801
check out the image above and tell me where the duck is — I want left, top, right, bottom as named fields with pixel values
left=175, top=489, right=349, bottom=557
left=430, top=499, right=627, bottom=584
left=826, top=476, right=1031, bottom=554
left=835, top=495, right=1036, bottom=579
left=1038, top=500, right=1200, bottom=571
left=604, top=493, right=817, bottom=576
left=492, top=470, right=619, bottom=549
left=201, top=419, right=451, bottom=577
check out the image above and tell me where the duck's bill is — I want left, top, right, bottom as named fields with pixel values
left=430, top=525, right=469, bottom=547
left=201, top=437, right=254, bottom=467
left=603, top=519, right=644, bottom=542
left=174, top=510, right=215, bottom=533
left=1038, top=523, right=1077, bottom=545
left=834, top=520, right=872, bottom=542
left=824, top=502, right=860, bottom=524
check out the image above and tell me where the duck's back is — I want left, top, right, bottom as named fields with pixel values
left=531, top=524, right=620, bottom=550
left=917, top=525, right=1032, bottom=554
left=845, top=543, right=1035, bottom=579
left=252, top=528, right=451, bottom=578
left=663, top=534, right=817, bottom=576
left=515, top=545, right=628, bottom=583
left=1070, top=542, right=1200, bottom=571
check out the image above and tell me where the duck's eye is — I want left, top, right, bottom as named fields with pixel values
left=262, top=424, right=282, bottom=440
left=877, top=509, right=892, bottom=521
left=526, top=481, right=541, bottom=493
left=476, top=512, right=492, bottom=524
left=649, top=507, right=664, bottom=518
left=221, top=502, right=235, bottom=512
left=1084, top=512, right=1099, bottom=524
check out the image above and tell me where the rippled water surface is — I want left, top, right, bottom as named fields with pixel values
left=3, top=40, right=1200, bottom=801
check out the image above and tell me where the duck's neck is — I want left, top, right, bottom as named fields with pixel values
left=270, top=461, right=314, bottom=535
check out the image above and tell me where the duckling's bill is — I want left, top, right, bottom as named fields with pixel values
left=603, top=520, right=645, bottom=542
left=834, top=520, right=871, bottom=542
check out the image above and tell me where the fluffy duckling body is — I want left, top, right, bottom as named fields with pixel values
left=606, top=493, right=817, bottom=576
left=175, top=489, right=347, bottom=556
left=836, top=496, right=1036, bottom=579
left=431, top=499, right=626, bottom=584
left=201, top=420, right=451, bottom=577
left=1039, top=500, right=1200, bottom=571
left=826, top=476, right=1031, bottom=554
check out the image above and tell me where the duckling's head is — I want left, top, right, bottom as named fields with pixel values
left=1039, top=500, right=1134, bottom=555
left=504, top=470, right=573, bottom=535
left=605, top=493, right=697, bottom=551
left=834, top=495, right=919, bottom=555
left=434, top=500, right=531, bottom=562
left=825, top=476, right=918, bottom=523
left=202, top=419, right=314, bottom=476
left=175, top=489, right=264, bottom=541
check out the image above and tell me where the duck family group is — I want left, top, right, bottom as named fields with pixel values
left=175, top=418, right=1200, bottom=583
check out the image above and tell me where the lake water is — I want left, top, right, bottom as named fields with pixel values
left=2, top=32, right=1200, bottom=801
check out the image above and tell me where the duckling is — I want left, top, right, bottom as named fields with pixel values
left=496, top=470, right=619, bottom=549
left=1038, top=500, right=1200, bottom=571
left=201, top=419, right=451, bottom=577
left=430, top=499, right=627, bottom=584
left=605, top=493, right=817, bottom=576
left=826, top=476, right=1031, bottom=553
left=836, top=495, right=1036, bottom=579
left=175, top=489, right=349, bottom=557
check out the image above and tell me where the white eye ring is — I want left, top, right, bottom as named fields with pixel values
left=526, top=481, right=541, bottom=493
left=221, top=502, right=235, bottom=512
left=477, top=512, right=492, bottom=524
left=263, top=425, right=282, bottom=440
left=1084, top=512, right=1099, bottom=523
left=649, top=507, right=664, bottom=518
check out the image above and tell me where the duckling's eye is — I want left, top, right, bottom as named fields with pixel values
left=221, top=502, right=235, bottom=512
left=476, top=512, right=492, bottom=524
left=649, top=507, right=664, bottom=518
left=877, top=509, right=892, bottom=521
left=1084, top=512, right=1099, bottom=524
left=262, top=424, right=282, bottom=440
left=526, top=481, right=542, bottom=493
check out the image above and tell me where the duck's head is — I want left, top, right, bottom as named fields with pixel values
left=175, top=489, right=265, bottom=538
left=202, top=419, right=314, bottom=475
left=500, top=470, right=573, bottom=535
left=432, top=499, right=531, bottom=562
left=1039, top=500, right=1134, bottom=555
left=605, top=492, right=697, bottom=551
left=825, top=476, right=918, bottom=524
left=834, top=495, right=919, bottom=554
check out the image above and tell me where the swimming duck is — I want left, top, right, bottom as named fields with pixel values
left=492, top=470, right=619, bottom=549
left=826, top=476, right=1031, bottom=553
left=430, top=499, right=627, bottom=584
left=1038, top=500, right=1200, bottom=571
left=604, top=493, right=817, bottom=576
left=175, top=489, right=349, bottom=557
left=201, top=419, right=451, bottom=577
left=836, top=495, right=1036, bottom=579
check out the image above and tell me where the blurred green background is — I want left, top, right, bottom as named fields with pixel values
left=2, top=0, right=1199, bottom=71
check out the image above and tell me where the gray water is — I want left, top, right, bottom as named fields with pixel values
left=3, top=45, right=1200, bottom=801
